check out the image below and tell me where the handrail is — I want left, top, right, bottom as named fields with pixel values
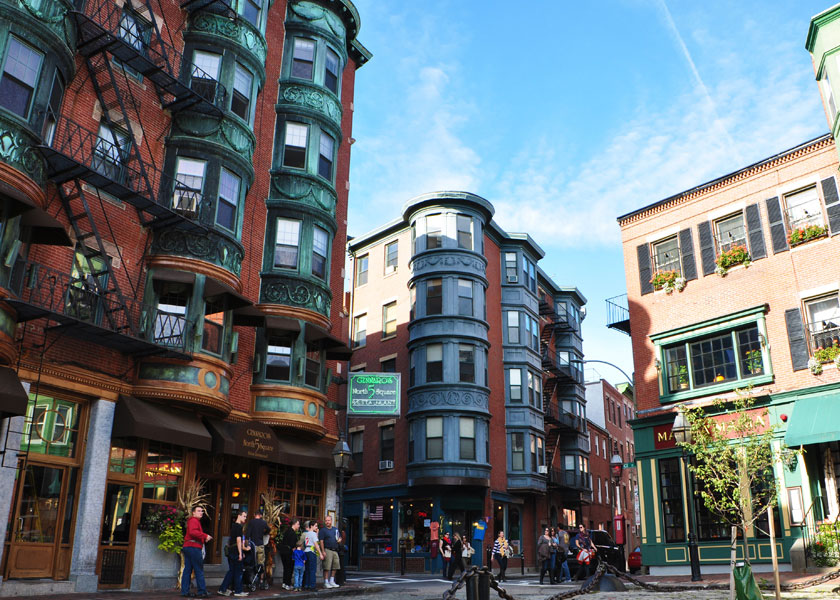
left=606, top=294, right=630, bottom=327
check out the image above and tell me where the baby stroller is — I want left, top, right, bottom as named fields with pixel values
left=242, top=541, right=269, bottom=592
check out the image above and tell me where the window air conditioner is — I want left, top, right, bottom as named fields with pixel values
left=506, top=275, right=518, bottom=284
left=378, top=460, right=394, bottom=470
left=538, top=466, right=548, bottom=474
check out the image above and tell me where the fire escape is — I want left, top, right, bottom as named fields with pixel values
left=7, top=0, right=227, bottom=358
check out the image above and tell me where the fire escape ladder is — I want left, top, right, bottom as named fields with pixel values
left=57, top=180, right=137, bottom=337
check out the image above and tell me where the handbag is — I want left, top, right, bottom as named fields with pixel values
left=576, top=549, right=593, bottom=565
left=442, top=548, right=451, bottom=559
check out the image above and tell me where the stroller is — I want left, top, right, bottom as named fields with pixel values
left=242, top=540, right=269, bottom=592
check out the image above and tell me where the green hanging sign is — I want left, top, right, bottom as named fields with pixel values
left=348, top=372, right=401, bottom=416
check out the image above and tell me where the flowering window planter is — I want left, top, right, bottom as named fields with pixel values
left=715, top=245, right=750, bottom=276
left=788, top=225, right=828, bottom=247
left=650, top=270, right=686, bottom=294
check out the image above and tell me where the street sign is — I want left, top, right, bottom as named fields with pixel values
left=623, top=462, right=636, bottom=469
left=348, top=372, right=401, bottom=416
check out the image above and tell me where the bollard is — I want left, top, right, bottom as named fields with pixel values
left=520, top=554, right=524, bottom=576
left=478, top=571, right=490, bottom=600
left=400, top=546, right=406, bottom=576
left=465, top=573, right=478, bottom=600
left=486, top=547, right=492, bottom=568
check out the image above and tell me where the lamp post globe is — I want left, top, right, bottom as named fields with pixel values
left=672, top=407, right=702, bottom=582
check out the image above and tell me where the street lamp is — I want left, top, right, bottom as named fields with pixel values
left=332, top=438, right=351, bottom=526
left=671, top=407, right=702, bottom=582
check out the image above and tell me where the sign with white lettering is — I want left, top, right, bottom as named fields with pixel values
left=348, top=372, right=400, bottom=416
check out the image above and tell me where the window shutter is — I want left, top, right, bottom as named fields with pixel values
left=678, top=228, right=697, bottom=281
left=765, top=196, right=788, bottom=254
left=785, top=307, right=810, bottom=371
left=821, top=176, right=840, bottom=236
left=744, top=203, right=766, bottom=260
left=637, top=244, right=652, bottom=295
left=697, top=221, right=716, bottom=276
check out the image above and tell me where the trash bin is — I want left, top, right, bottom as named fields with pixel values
left=733, top=563, right=763, bottom=600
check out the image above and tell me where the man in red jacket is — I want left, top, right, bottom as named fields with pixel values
left=182, top=506, right=213, bottom=598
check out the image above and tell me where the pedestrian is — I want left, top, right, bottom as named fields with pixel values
left=218, top=510, right=250, bottom=597
left=318, top=514, right=342, bottom=588
left=181, top=506, right=212, bottom=598
left=537, top=527, right=551, bottom=585
left=292, top=538, right=306, bottom=591
left=462, top=538, right=474, bottom=568
left=492, top=530, right=510, bottom=582
left=439, top=532, right=451, bottom=579
left=447, top=532, right=465, bottom=580
left=245, top=509, right=271, bottom=589
left=303, top=520, right=323, bottom=590
left=280, top=519, right=300, bottom=590
left=556, top=525, right=571, bottom=582
left=573, top=524, right=595, bottom=581
left=548, top=527, right=558, bottom=583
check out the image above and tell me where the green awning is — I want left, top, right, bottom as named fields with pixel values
left=784, top=392, right=840, bottom=446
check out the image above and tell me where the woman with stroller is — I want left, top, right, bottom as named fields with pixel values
left=218, top=510, right=250, bottom=597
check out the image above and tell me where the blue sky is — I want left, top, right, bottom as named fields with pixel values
left=345, top=0, right=832, bottom=385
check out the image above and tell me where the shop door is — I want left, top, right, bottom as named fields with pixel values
left=201, top=480, right=225, bottom=564
left=6, top=463, right=68, bottom=578
left=97, top=483, right=137, bottom=587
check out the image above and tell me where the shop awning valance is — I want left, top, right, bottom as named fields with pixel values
left=0, top=366, right=30, bottom=418
left=113, top=395, right=212, bottom=451
left=784, top=392, right=840, bottom=446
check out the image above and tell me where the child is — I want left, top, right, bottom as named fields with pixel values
left=292, top=538, right=306, bottom=591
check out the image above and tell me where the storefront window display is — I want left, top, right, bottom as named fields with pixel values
left=266, top=464, right=325, bottom=521
left=398, top=499, right=432, bottom=552
left=142, top=441, right=183, bottom=501
left=493, top=504, right=522, bottom=555
left=363, top=500, right=393, bottom=554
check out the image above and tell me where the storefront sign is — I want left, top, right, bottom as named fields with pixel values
left=653, top=424, right=676, bottom=449
left=348, top=373, right=400, bottom=416
left=232, top=422, right=280, bottom=462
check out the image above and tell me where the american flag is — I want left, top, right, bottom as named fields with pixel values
left=369, top=505, right=384, bottom=520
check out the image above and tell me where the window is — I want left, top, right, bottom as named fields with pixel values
left=824, top=70, right=837, bottom=119
left=350, top=431, right=363, bottom=470
left=658, top=457, right=685, bottom=543
left=528, top=371, right=541, bottom=406
left=283, top=122, right=308, bottom=169
left=508, top=368, right=521, bottom=403
left=380, top=425, right=394, bottom=463
left=109, top=438, right=138, bottom=475
left=409, top=286, right=416, bottom=320
left=42, top=71, right=64, bottom=144
left=191, top=51, right=221, bottom=101
left=266, top=333, right=293, bottom=381
left=408, top=426, right=414, bottom=462
left=524, top=314, right=539, bottom=350
left=305, top=344, right=320, bottom=387
left=530, top=435, right=537, bottom=471
left=318, top=132, right=334, bottom=180
left=426, top=343, right=443, bottom=382
left=291, top=38, right=315, bottom=79
left=409, top=350, right=415, bottom=386
left=23, top=395, right=81, bottom=458
left=426, top=278, right=442, bottom=315
left=384, top=241, right=398, bottom=273
left=662, top=324, right=765, bottom=394
left=715, top=213, right=747, bottom=255
left=92, top=124, right=129, bottom=182
left=523, top=257, right=537, bottom=292
left=352, top=314, right=367, bottom=348
left=356, top=254, right=368, bottom=286
left=459, top=344, right=474, bottom=383
left=274, top=218, right=300, bottom=269
left=506, top=312, right=519, bottom=344
left=426, top=417, right=442, bottom=459
left=459, top=417, right=475, bottom=460
left=458, top=279, right=473, bottom=316
left=537, top=437, right=544, bottom=468
left=806, top=294, right=840, bottom=352
left=511, top=433, right=524, bottom=471
left=152, top=281, right=189, bottom=346
left=216, top=168, right=240, bottom=231
left=784, top=185, right=825, bottom=231
left=381, top=357, right=396, bottom=372
left=231, top=64, right=253, bottom=121
left=504, top=252, right=518, bottom=283
left=240, top=0, right=261, bottom=27
left=0, top=36, right=42, bottom=117
left=426, top=214, right=443, bottom=249
left=119, top=9, right=148, bottom=52
left=311, top=226, right=328, bottom=279
left=143, top=442, right=183, bottom=501
left=324, top=48, right=339, bottom=94
left=173, top=157, right=205, bottom=217
left=456, top=214, right=473, bottom=249
left=382, top=302, right=397, bottom=338
left=652, top=236, right=680, bottom=275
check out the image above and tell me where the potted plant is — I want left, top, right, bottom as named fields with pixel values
left=744, top=349, right=763, bottom=374
left=678, top=365, right=689, bottom=389
left=715, top=245, right=750, bottom=276
left=650, top=270, right=686, bottom=294
left=788, top=224, right=827, bottom=247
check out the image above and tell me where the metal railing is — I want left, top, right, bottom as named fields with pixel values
left=800, top=495, right=840, bottom=568
left=542, top=346, right=583, bottom=383
left=548, top=468, right=590, bottom=491
left=544, top=401, right=583, bottom=431
left=606, top=294, right=630, bottom=330
left=807, top=319, right=840, bottom=353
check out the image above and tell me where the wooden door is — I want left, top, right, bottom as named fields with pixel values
left=97, top=482, right=137, bottom=587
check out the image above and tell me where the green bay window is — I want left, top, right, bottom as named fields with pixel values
left=274, top=218, right=300, bottom=269
left=658, top=457, right=685, bottom=543
left=216, top=168, right=240, bottom=232
left=318, top=132, right=334, bottom=181
left=291, top=38, right=315, bottom=79
left=266, top=333, right=294, bottom=381
left=0, top=36, right=43, bottom=118
left=283, top=122, right=308, bottom=169
left=324, top=48, right=340, bottom=94
left=311, top=225, right=328, bottom=279
left=231, top=64, right=254, bottom=122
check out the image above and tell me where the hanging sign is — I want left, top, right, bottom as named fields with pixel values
left=348, top=373, right=400, bottom=416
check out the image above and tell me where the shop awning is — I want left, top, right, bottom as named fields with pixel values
left=0, top=366, right=30, bottom=417
left=205, top=418, right=334, bottom=468
left=113, top=395, right=212, bottom=451
left=19, top=209, right=72, bottom=246
left=305, top=324, right=353, bottom=360
left=784, top=392, right=840, bottom=446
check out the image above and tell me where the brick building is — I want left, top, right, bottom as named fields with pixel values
left=613, top=4, right=840, bottom=575
left=343, top=191, right=590, bottom=572
left=0, top=0, right=367, bottom=592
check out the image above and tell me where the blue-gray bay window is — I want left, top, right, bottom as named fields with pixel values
left=511, top=433, right=525, bottom=471
left=459, top=417, right=475, bottom=460
left=459, top=344, right=474, bottom=383
left=508, top=368, right=521, bottom=403
left=506, top=311, right=519, bottom=344
left=458, top=279, right=473, bottom=316
left=426, top=343, right=443, bottom=382
left=0, top=36, right=42, bottom=119
left=426, top=417, right=443, bottom=460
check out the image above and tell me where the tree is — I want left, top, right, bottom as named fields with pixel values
left=677, top=391, right=778, bottom=561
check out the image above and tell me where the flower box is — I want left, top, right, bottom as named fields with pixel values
left=650, top=270, right=686, bottom=294
left=715, top=245, right=750, bottom=276
left=788, top=224, right=827, bottom=247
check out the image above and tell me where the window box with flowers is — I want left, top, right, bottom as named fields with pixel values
left=788, top=225, right=828, bottom=248
left=650, top=270, right=686, bottom=294
left=715, top=245, right=750, bottom=276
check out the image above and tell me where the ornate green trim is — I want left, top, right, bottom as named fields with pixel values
left=14, top=0, right=75, bottom=51
left=259, top=273, right=332, bottom=317
left=151, top=228, right=244, bottom=277
left=189, top=11, right=267, bottom=67
left=138, top=363, right=201, bottom=385
left=0, top=112, right=46, bottom=186
left=288, top=1, right=347, bottom=41
left=254, top=396, right=305, bottom=414
left=277, top=81, right=342, bottom=127
left=171, top=112, right=256, bottom=163
left=269, top=171, right=337, bottom=217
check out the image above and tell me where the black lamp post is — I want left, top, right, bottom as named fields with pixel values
left=609, top=443, right=623, bottom=514
left=671, top=407, right=702, bottom=582
left=332, top=438, right=351, bottom=527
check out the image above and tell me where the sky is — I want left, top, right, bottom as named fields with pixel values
left=345, top=0, right=832, bottom=386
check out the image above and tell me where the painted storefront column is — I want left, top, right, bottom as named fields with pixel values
left=0, top=413, right=25, bottom=583
left=69, top=398, right=115, bottom=592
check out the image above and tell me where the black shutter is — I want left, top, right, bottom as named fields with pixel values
left=745, top=203, right=766, bottom=260
left=637, top=243, right=653, bottom=295
left=821, top=176, right=840, bottom=236
left=765, top=196, right=788, bottom=254
left=785, top=307, right=810, bottom=371
left=678, top=228, right=697, bottom=281
left=697, top=221, right=716, bottom=276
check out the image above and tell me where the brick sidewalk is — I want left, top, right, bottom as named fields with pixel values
left=0, top=583, right=382, bottom=600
